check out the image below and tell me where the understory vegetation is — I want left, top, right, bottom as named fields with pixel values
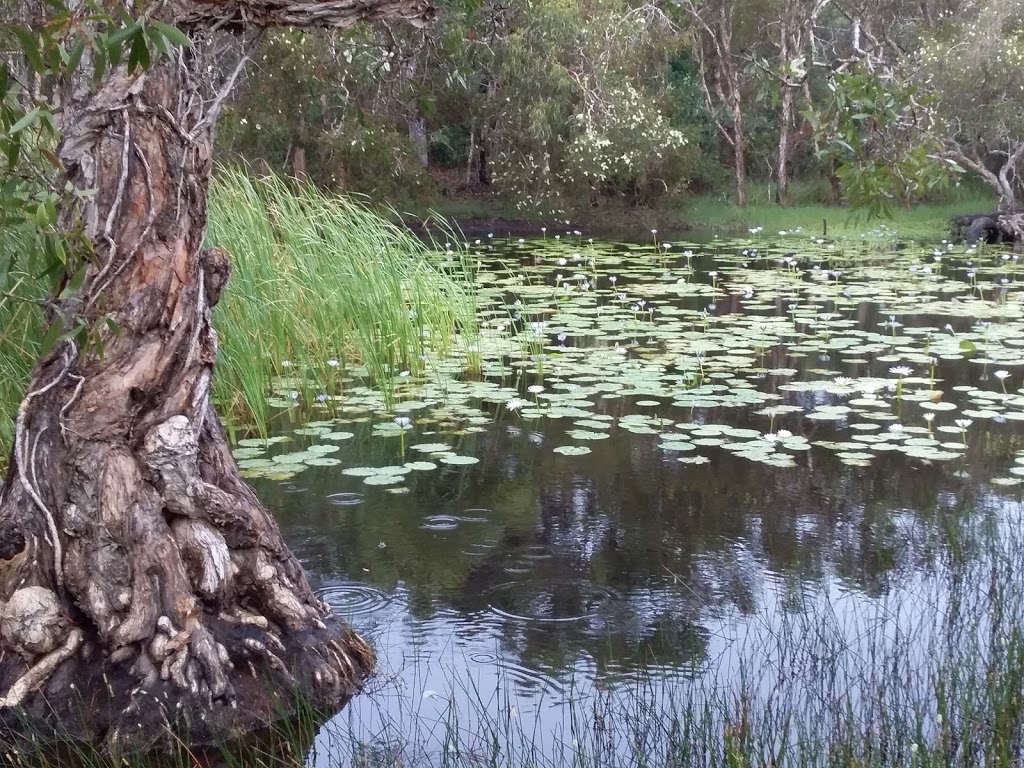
left=0, top=169, right=478, bottom=463
left=217, top=0, right=1024, bottom=219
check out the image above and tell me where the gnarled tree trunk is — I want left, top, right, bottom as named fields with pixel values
left=0, top=0, right=431, bottom=751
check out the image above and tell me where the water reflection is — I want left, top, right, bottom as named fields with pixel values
left=249, top=238, right=1024, bottom=765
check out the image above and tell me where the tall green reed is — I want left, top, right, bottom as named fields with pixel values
left=0, top=169, right=478, bottom=462
left=206, top=168, right=478, bottom=433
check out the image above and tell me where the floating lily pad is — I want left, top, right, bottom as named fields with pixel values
left=439, top=454, right=480, bottom=465
left=553, top=445, right=592, bottom=456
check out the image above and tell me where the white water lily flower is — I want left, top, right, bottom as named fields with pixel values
left=955, top=419, right=973, bottom=429
left=393, top=416, right=412, bottom=429
left=833, top=376, right=853, bottom=386
left=923, top=413, right=935, bottom=423
left=995, top=370, right=1011, bottom=380
left=527, top=384, right=545, bottom=394
left=776, top=429, right=793, bottom=438
left=888, top=423, right=904, bottom=434
left=889, top=366, right=913, bottom=377
left=506, top=398, right=527, bottom=411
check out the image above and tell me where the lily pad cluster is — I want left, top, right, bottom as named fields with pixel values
left=232, top=232, right=1024, bottom=489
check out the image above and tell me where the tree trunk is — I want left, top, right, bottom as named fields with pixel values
left=408, top=115, right=429, bottom=167
left=0, top=0, right=432, bottom=749
left=776, top=85, right=794, bottom=205
left=732, top=119, right=747, bottom=207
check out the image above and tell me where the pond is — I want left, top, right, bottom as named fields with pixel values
left=238, top=228, right=1024, bottom=767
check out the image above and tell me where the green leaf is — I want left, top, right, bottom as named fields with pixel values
left=13, top=28, right=43, bottom=74
left=107, top=22, right=142, bottom=49
left=59, top=262, right=89, bottom=298
left=149, top=21, right=192, bottom=50
left=959, top=340, right=977, bottom=355
left=65, top=40, right=86, bottom=74
left=127, top=33, right=150, bottom=73
left=8, top=108, right=42, bottom=136
left=39, top=321, right=63, bottom=357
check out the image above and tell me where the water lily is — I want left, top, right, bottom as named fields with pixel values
left=527, top=384, right=545, bottom=394
left=955, top=418, right=973, bottom=445
left=889, top=366, right=913, bottom=377
left=995, top=369, right=1011, bottom=394
left=506, top=398, right=527, bottom=412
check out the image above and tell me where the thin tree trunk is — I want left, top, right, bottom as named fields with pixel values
left=408, top=115, right=429, bottom=167
left=777, top=85, right=794, bottom=205
left=0, top=0, right=432, bottom=749
left=732, top=110, right=747, bottom=207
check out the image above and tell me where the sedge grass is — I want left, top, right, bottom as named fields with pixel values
left=206, top=168, right=478, bottom=432
left=322, top=504, right=1024, bottom=768
left=0, top=169, right=478, bottom=463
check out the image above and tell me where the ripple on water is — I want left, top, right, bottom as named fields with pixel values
left=326, top=491, right=365, bottom=506
left=495, top=658, right=565, bottom=697
left=486, top=581, right=620, bottom=625
left=462, top=540, right=498, bottom=556
left=459, top=508, right=492, bottom=523
left=421, top=514, right=461, bottom=531
left=318, top=582, right=390, bottom=616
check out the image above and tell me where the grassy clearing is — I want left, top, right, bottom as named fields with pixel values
left=684, top=192, right=999, bottom=240
left=0, top=169, right=478, bottom=463
left=403, top=181, right=997, bottom=241
left=326, top=507, right=1024, bottom=768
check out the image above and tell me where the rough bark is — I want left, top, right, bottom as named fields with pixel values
left=776, top=84, right=793, bottom=205
left=944, top=143, right=1024, bottom=214
left=0, top=0, right=431, bottom=750
left=951, top=211, right=1024, bottom=245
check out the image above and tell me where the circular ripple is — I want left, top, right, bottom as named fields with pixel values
left=318, top=583, right=389, bottom=616
left=496, top=659, right=564, bottom=696
left=486, top=581, right=619, bottom=624
left=326, top=491, right=364, bottom=506
left=422, top=514, right=461, bottom=531
left=522, top=545, right=552, bottom=561
left=461, top=541, right=497, bottom=556
left=459, top=508, right=492, bottom=523
left=469, top=651, right=498, bottom=664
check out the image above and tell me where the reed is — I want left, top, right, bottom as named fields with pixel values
left=0, top=169, right=479, bottom=461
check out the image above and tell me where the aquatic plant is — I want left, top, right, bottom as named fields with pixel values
left=206, top=168, right=479, bottom=430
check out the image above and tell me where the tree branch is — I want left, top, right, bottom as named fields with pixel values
left=175, top=0, right=435, bottom=31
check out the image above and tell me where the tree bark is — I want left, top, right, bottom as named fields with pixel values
left=0, top=0, right=431, bottom=750
left=776, top=84, right=792, bottom=205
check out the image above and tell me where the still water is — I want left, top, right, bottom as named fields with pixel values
left=243, top=233, right=1024, bottom=766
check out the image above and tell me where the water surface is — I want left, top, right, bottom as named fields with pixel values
left=242, top=231, right=1024, bottom=766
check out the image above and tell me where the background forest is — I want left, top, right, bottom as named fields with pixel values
left=216, top=0, right=1024, bottom=221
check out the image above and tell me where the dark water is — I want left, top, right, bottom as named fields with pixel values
left=245, top=236, right=1024, bottom=766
